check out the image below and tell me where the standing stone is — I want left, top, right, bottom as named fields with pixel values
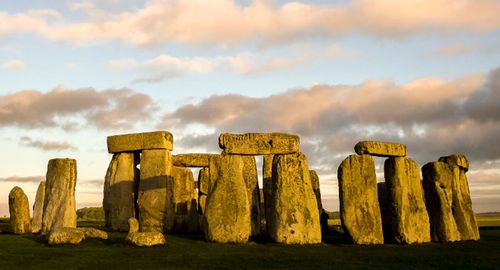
left=242, top=156, right=261, bottom=236
left=198, top=194, right=207, bottom=215
left=198, top=167, right=210, bottom=195
left=171, top=166, right=197, bottom=233
left=377, top=182, right=392, bottom=243
left=262, top=154, right=274, bottom=234
left=204, top=154, right=251, bottom=243
left=103, top=152, right=137, bottom=231
left=384, top=157, right=431, bottom=244
left=138, top=149, right=173, bottom=233
left=42, top=158, right=77, bottom=234
left=439, top=155, right=479, bottom=240
left=309, top=170, right=323, bottom=212
left=219, top=133, right=300, bottom=155
left=268, top=153, right=321, bottom=244
left=338, top=154, right=383, bottom=244
left=32, top=181, right=46, bottom=233
left=8, top=186, right=31, bottom=234
left=422, top=162, right=461, bottom=242
left=354, top=141, right=407, bottom=157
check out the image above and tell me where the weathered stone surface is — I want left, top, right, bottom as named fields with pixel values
left=377, top=182, right=392, bottom=243
left=204, top=154, right=251, bottom=243
left=268, top=153, right=321, bottom=244
left=439, top=154, right=469, bottom=172
left=309, top=170, right=323, bottom=211
left=198, top=167, right=210, bottom=195
left=242, top=156, right=261, bottom=236
left=48, top=227, right=85, bottom=245
left=8, top=186, right=31, bottom=234
left=338, top=154, right=383, bottom=244
left=262, top=154, right=274, bottom=234
left=107, top=131, right=173, bottom=153
left=126, top=218, right=166, bottom=247
left=78, top=227, right=108, bottom=240
left=42, top=158, right=77, bottom=234
left=32, top=181, right=45, bottom=233
left=198, top=194, right=207, bottom=215
left=138, top=149, right=173, bottom=233
left=103, top=152, right=137, bottom=231
left=219, top=133, right=300, bottom=155
left=173, top=154, right=217, bottom=167
left=384, top=157, right=431, bottom=244
left=422, top=162, right=461, bottom=242
left=171, top=166, right=197, bottom=233
left=439, top=156, right=480, bottom=241
left=354, top=141, right=407, bottom=157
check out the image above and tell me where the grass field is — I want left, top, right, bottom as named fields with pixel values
left=1, top=218, right=499, bottom=269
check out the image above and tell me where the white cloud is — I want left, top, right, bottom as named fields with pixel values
left=1, top=59, right=25, bottom=70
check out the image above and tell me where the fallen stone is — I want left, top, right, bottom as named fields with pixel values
left=219, top=133, right=300, bottom=155
left=267, top=153, right=321, bottom=244
left=138, top=149, right=173, bottom=233
left=198, top=167, right=210, bottom=195
left=126, top=218, right=166, bottom=247
left=338, top=154, right=384, bottom=244
left=48, top=227, right=85, bottom=245
left=242, top=156, right=261, bottom=236
left=354, top=141, right=407, bottom=157
left=32, top=181, right=46, bottom=233
left=204, top=154, right=251, bottom=243
left=78, top=227, right=108, bottom=240
left=107, top=131, right=173, bottom=153
left=171, top=166, right=197, bottom=233
left=42, top=158, right=77, bottom=234
left=173, top=154, right=217, bottom=167
left=103, top=152, right=137, bottom=231
left=8, top=186, right=31, bottom=234
left=422, top=161, right=461, bottom=242
left=384, top=157, right=431, bottom=244
left=439, top=154, right=469, bottom=172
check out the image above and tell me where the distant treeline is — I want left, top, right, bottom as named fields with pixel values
left=76, top=207, right=104, bottom=221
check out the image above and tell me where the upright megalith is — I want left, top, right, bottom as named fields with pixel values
left=32, top=181, right=46, bottom=233
left=262, top=154, right=274, bottom=233
left=42, top=158, right=77, bottom=234
left=242, top=156, right=261, bottom=236
left=338, top=154, right=383, bottom=244
left=107, top=131, right=173, bottom=153
left=198, top=167, right=210, bottom=196
left=219, top=133, right=300, bottom=155
left=204, top=154, right=251, bottom=243
left=309, top=170, right=323, bottom=212
left=267, top=153, right=321, bottom=244
left=8, top=186, right=31, bottom=234
left=103, top=152, right=137, bottom=231
left=384, top=157, right=430, bottom=244
left=171, top=166, right=197, bottom=233
left=422, top=162, right=461, bottom=242
left=354, top=141, right=407, bottom=157
left=138, top=149, right=173, bottom=233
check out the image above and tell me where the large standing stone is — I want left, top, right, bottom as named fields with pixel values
left=204, top=154, right=251, bottom=243
left=173, top=154, right=217, bottom=167
left=338, top=154, right=383, bottom=244
left=262, top=154, right=274, bottom=234
left=242, top=156, right=261, bottom=236
left=384, top=157, right=431, bottom=244
left=309, top=170, right=323, bottom=212
left=8, top=186, right=31, bottom=234
left=107, top=131, right=173, bottom=153
left=171, top=166, right=197, bottom=233
left=198, top=167, right=210, bottom=195
left=219, top=133, right=300, bottom=155
left=377, top=182, right=392, bottom=242
left=267, top=153, right=321, bottom=244
left=439, top=155, right=479, bottom=240
left=354, top=141, right=407, bottom=157
left=32, top=181, right=46, bottom=233
left=103, top=152, right=137, bottom=231
left=422, top=162, right=461, bottom=242
left=42, top=158, right=77, bottom=234
left=138, top=149, right=173, bottom=233
left=198, top=194, right=207, bottom=215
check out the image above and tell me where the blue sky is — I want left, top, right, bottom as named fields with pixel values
left=1, top=0, right=500, bottom=215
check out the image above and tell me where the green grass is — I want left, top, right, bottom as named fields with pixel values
left=1, top=218, right=499, bottom=269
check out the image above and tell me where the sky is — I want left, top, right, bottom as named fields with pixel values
left=1, top=0, right=500, bottom=216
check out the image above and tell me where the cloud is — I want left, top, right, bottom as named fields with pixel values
left=0, top=175, right=44, bottom=183
left=1, top=59, right=25, bottom=70
left=19, top=136, right=78, bottom=151
left=1, top=0, right=499, bottom=47
left=0, top=86, right=157, bottom=130
left=432, top=42, right=500, bottom=57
